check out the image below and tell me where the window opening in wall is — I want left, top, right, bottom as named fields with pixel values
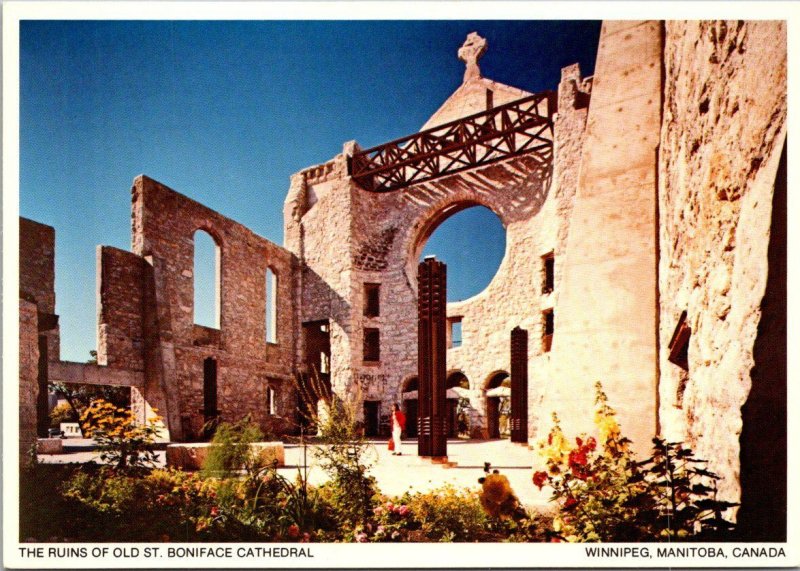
left=194, top=230, right=220, bottom=329
left=486, top=88, right=494, bottom=110
left=267, top=386, right=277, bottom=416
left=668, top=311, right=691, bottom=370
left=668, top=311, right=691, bottom=408
left=448, top=317, right=463, bottom=348
left=421, top=205, right=505, bottom=302
left=266, top=268, right=278, bottom=344
left=203, top=357, right=218, bottom=438
left=364, top=283, right=380, bottom=318
left=542, top=309, right=554, bottom=352
left=364, top=328, right=380, bottom=362
left=542, top=252, right=555, bottom=294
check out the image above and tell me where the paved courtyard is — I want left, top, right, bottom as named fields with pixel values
left=38, top=438, right=551, bottom=507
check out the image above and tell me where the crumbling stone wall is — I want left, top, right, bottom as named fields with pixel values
left=285, top=54, right=592, bottom=438
left=658, top=20, right=787, bottom=511
left=98, top=175, right=298, bottom=439
left=19, top=217, right=60, bottom=361
left=19, top=299, right=39, bottom=463
left=541, top=21, right=662, bottom=457
left=97, top=246, right=147, bottom=372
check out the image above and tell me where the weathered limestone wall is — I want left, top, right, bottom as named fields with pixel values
left=19, top=299, right=39, bottom=463
left=97, top=246, right=146, bottom=371
left=19, top=217, right=56, bottom=314
left=284, top=151, right=357, bottom=399
left=19, top=217, right=60, bottom=361
left=658, top=21, right=787, bottom=510
left=544, top=21, right=662, bottom=456
left=286, top=53, right=591, bottom=437
left=128, top=175, right=297, bottom=439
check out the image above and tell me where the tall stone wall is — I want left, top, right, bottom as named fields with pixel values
left=658, top=20, right=787, bottom=514
left=284, top=151, right=357, bottom=399
left=543, top=21, right=662, bottom=457
left=19, top=217, right=56, bottom=315
left=125, top=175, right=297, bottom=439
left=97, top=246, right=147, bottom=371
left=19, top=299, right=40, bottom=464
left=285, top=55, right=591, bottom=437
left=19, top=217, right=60, bottom=361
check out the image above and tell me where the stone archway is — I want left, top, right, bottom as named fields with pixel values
left=484, top=371, right=510, bottom=439
left=446, top=371, right=470, bottom=438
left=400, top=375, right=419, bottom=437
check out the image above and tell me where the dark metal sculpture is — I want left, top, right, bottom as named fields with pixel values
left=417, top=257, right=447, bottom=458
left=510, top=326, right=529, bottom=443
left=350, top=92, right=555, bottom=193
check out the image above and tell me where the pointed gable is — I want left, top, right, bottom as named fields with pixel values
left=420, top=32, right=534, bottom=131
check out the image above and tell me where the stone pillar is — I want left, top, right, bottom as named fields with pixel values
left=545, top=21, right=662, bottom=457
left=417, top=257, right=447, bottom=458
left=510, top=326, right=528, bottom=443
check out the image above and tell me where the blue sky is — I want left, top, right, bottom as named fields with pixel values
left=20, top=20, right=600, bottom=361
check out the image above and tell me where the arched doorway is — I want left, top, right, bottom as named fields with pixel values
left=485, top=371, right=510, bottom=439
left=446, top=371, right=470, bottom=438
left=401, top=376, right=419, bottom=437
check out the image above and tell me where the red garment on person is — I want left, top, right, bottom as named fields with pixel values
left=393, top=410, right=406, bottom=431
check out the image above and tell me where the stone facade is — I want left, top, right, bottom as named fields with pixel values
left=18, top=22, right=786, bottom=532
left=657, top=21, right=787, bottom=537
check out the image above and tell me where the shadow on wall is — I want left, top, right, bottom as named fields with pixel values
left=737, top=140, right=787, bottom=541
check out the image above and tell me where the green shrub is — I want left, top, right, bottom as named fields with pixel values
left=80, top=400, right=159, bottom=472
left=532, top=382, right=737, bottom=542
left=296, top=373, right=378, bottom=528
left=202, top=416, right=266, bottom=479
left=402, top=485, right=492, bottom=542
left=49, top=402, right=78, bottom=428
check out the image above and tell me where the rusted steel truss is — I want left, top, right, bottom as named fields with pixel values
left=350, top=91, right=555, bottom=193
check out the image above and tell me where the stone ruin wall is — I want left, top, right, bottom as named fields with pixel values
left=657, top=20, right=787, bottom=506
left=541, top=21, right=663, bottom=458
left=19, top=299, right=40, bottom=462
left=284, top=65, right=592, bottom=437
left=98, top=175, right=298, bottom=439
left=19, top=218, right=60, bottom=361
left=284, top=150, right=358, bottom=400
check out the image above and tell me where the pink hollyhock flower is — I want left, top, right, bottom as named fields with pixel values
left=397, top=505, right=409, bottom=516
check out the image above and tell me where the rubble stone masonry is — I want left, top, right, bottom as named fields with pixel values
left=658, top=20, right=786, bottom=515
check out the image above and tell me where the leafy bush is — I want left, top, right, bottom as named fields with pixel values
left=297, top=373, right=378, bottom=527
left=80, top=400, right=160, bottom=472
left=202, top=416, right=266, bottom=479
left=402, top=485, right=493, bottom=542
left=49, top=402, right=78, bottom=428
left=532, top=382, right=737, bottom=542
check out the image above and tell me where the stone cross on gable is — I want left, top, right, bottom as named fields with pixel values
left=458, top=32, right=488, bottom=82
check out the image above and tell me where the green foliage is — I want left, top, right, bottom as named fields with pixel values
left=50, top=380, right=130, bottom=432
left=49, top=402, right=78, bottom=428
left=80, top=399, right=160, bottom=472
left=532, top=382, right=737, bottom=542
left=202, top=416, right=265, bottom=479
left=296, top=372, right=378, bottom=527
left=402, top=485, right=493, bottom=542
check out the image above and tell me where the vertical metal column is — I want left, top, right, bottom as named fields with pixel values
left=510, top=326, right=529, bottom=443
left=417, top=257, right=447, bottom=458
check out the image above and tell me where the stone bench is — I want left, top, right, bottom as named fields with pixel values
left=37, top=438, right=64, bottom=455
left=165, top=442, right=285, bottom=471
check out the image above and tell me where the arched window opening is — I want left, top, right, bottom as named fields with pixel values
left=485, top=371, right=510, bottom=439
left=266, top=268, right=278, bottom=344
left=420, top=205, right=505, bottom=302
left=194, top=230, right=220, bottom=329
